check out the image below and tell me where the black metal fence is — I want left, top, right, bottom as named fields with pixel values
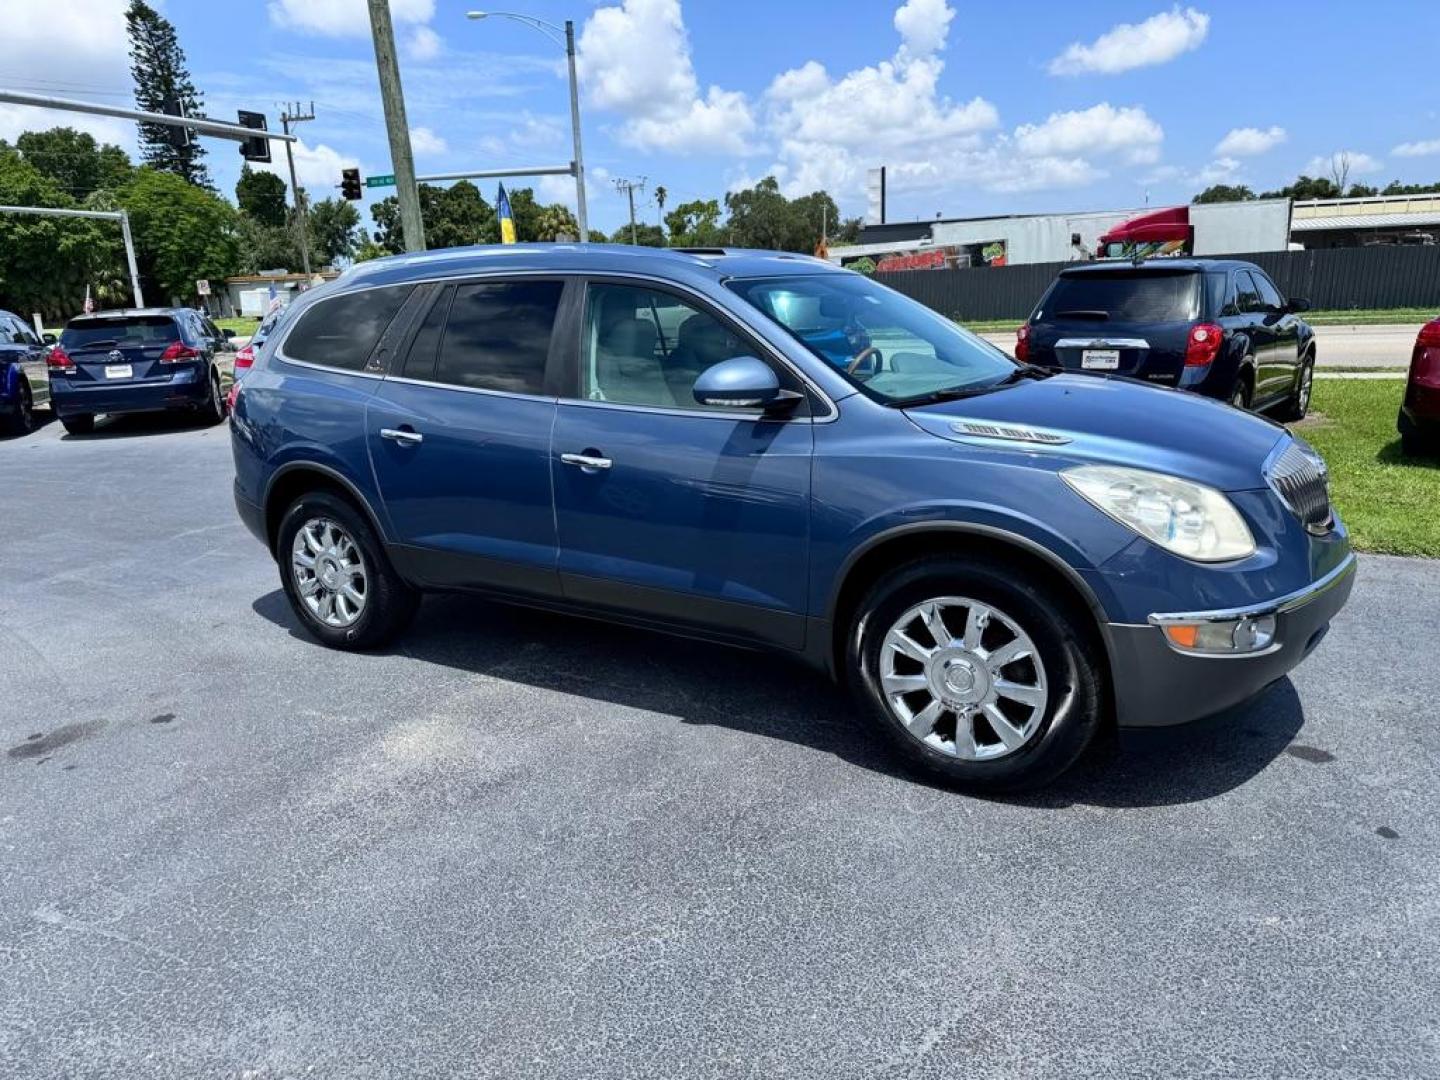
left=876, top=245, right=1440, bottom=323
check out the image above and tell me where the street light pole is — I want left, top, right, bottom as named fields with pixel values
left=367, top=0, right=426, bottom=252
left=467, top=11, right=590, bottom=242
left=563, top=20, right=589, bottom=241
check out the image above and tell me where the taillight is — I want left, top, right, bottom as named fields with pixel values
left=1015, top=323, right=1031, bottom=363
left=226, top=378, right=242, bottom=414
left=46, top=346, right=74, bottom=371
left=1414, top=320, right=1440, bottom=387
left=160, top=341, right=201, bottom=363
left=1417, top=320, right=1440, bottom=349
left=233, top=344, right=255, bottom=372
left=1185, top=322, right=1224, bottom=367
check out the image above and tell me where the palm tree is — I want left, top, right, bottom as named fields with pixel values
left=654, top=185, right=668, bottom=241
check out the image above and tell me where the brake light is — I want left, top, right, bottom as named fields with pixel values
left=46, top=346, right=74, bottom=370
left=1416, top=320, right=1440, bottom=349
left=1185, top=322, right=1224, bottom=367
left=1015, top=323, right=1031, bottom=363
left=233, top=344, right=255, bottom=373
left=160, top=341, right=201, bottom=363
left=1414, top=320, right=1440, bottom=387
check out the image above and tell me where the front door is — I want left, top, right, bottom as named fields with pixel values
left=368, top=278, right=569, bottom=597
left=1234, top=270, right=1276, bottom=400
left=550, top=281, right=814, bottom=650
left=1251, top=270, right=1300, bottom=404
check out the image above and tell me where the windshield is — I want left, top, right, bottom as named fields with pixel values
left=1036, top=271, right=1201, bottom=323
left=727, top=273, right=1017, bottom=404
left=61, top=316, right=179, bottom=350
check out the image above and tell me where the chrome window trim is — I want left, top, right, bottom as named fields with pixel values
left=276, top=267, right=839, bottom=421
left=1147, top=552, right=1356, bottom=626
left=383, top=373, right=555, bottom=403
left=1053, top=338, right=1151, bottom=350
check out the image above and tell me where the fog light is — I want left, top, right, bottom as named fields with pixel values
left=1161, top=614, right=1276, bottom=655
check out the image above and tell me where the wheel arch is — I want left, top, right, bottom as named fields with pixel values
left=825, top=522, right=1116, bottom=690
left=263, top=462, right=389, bottom=559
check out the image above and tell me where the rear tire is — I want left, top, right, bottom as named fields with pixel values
left=1275, top=353, right=1314, bottom=422
left=276, top=490, right=419, bottom=651
left=1, top=382, right=35, bottom=436
left=1228, top=378, right=1251, bottom=411
left=60, top=413, right=94, bottom=436
left=197, top=369, right=227, bottom=426
left=847, top=554, right=1105, bottom=793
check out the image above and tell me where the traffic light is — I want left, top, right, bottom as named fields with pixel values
left=161, top=95, right=191, bottom=150
left=237, top=110, right=270, bottom=163
left=341, top=168, right=362, bottom=201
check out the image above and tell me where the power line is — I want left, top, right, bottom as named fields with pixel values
left=613, top=176, right=645, bottom=244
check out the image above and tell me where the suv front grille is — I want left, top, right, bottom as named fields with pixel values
left=1266, top=438, right=1332, bottom=534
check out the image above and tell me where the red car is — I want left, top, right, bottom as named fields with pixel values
left=1399, top=317, right=1440, bottom=456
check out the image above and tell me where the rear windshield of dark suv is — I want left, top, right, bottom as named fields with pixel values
left=61, top=316, right=181, bottom=349
left=1035, top=271, right=1201, bottom=323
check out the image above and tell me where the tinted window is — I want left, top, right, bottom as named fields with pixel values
left=432, top=280, right=562, bottom=394
left=0, top=317, right=18, bottom=344
left=583, top=283, right=761, bottom=409
left=1234, top=271, right=1265, bottom=314
left=61, top=315, right=180, bottom=349
left=1037, top=272, right=1201, bottom=322
left=283, top=285, right=414, bottom=371
left=1204, top=272, right=1231, bottom=318
left=400, top=287, right=452, bottom=380
left=1252, top=271, right=1285, bottom=311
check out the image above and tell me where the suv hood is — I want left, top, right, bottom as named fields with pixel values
left=903, top=374, right=1285, bottom=492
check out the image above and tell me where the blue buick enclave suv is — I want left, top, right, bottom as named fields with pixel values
left=229, top=245, right=1354, bottom=791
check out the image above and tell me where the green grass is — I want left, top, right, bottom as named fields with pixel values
left=1290, top=380, right=1440, bottom=557
left=216, top=316, right=260, bottom=335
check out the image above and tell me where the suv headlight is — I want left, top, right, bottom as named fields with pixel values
left=1062, top=465, right=1255, bottom=562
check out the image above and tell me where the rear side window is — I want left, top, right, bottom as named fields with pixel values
left=431, top=280, right=563, bottom=395
left=1037, top=272, right=1200, bottom=322
left=62, top=316, right=180, bottom=349
left=400, top=287, right=452, bottom=381
left=1234, top=271, right=1265, bottom=314
left=282, top=285, right=414, bottom=371
left=1252, top=272, right=1285, bottom=311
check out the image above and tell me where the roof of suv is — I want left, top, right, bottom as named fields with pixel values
left=69, top=308, right=192, bottom=320
left=1059, top=258, right=1259, bottom=277
left=338, top=243, right=842, bottom=291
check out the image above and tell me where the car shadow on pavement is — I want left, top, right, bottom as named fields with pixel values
left=58, top=411, right=214, bottom=440
left=252, top=589, right=1305, bottom=809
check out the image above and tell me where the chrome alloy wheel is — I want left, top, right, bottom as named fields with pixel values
left=879, top=596, right=1049, bottom=761
left=1297, top=362, right=1313, bottom=413
left=291, top=517, right=368, bottom=628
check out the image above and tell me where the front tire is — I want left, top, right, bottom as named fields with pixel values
left=1228, top=378, right=1251, bottom=411
left=60, top=412, right=94, bottom=436
left=276, top=491, right=419, bottom=650
left=847, top=554, right=1105, bottom=792
left=1275, top=353, right=1314, bottom=422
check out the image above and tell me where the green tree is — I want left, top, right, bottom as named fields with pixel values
left=654, top=184, right=668, bottom=231
left=353, top=230, right=391, bottom=263
left=14, top=127, right=132, bottom=199
left=723, top=176, right=836, bottom=253
left=609, top=222, right=665, bottom=247
left=532, top=204, right=579, bottom=242
left=835, top=216, right=864, bottom=244
left=235, top=166, right=288, bottom=228
left=0, top=147, right=122, bottom=319
left=587, top=229, right=609, bottom=243
left=308, top=197, right=360, bottom=264
left=121, top=167, right=239, bottom=300
left=1260, top=175, right=1340, bottom=201
left=1381, top=180, right=1440, bottom=196
left=1193, top=184, right=1256, bottom=204
left=235, top=215, right=302, bottom=274
left=373, top=181, right=498, bottom=252
left=665, top=198, right=724, bottom=246
left=126, top=1, right=211, bottom=188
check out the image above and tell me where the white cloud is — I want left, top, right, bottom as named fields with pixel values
left=893, top=0, right=955, bottom=57
left=408, top=126, right=447, bottom=156
left=577, top=0, right=755, bottom=155
left=1197, top=156, right=1243, bottom=184
left=268, top=0, right=434, bottom=37
left=1014, top=104, right=1164, bottom=165
left=1393, top=138, right=1440, bottom=158
left=1048, top=6, right=1210, bottom=76
left=1215, top=125, right=1286, bottom=157
left=1305, top=150, right=1383, bottom=178
left=406, top=26, right=442, bottom=61
left=257, top=138, right=358, bottom=193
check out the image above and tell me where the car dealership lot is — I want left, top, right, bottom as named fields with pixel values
left=1, top=415, right=1437, bottom=1079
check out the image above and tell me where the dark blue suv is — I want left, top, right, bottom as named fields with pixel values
left=230, top=246, right=1354, bottom=791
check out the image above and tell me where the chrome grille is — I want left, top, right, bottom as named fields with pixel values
left=1266, top=438, right=1332, bottom=533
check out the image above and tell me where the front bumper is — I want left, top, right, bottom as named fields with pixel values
left=1107, top=553, right=1356, bottom=727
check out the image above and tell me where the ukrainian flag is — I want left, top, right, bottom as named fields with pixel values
left=497, top=183, right=517, bottom=244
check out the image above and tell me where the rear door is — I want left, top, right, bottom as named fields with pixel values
left=1029, top=269, right=1201, bottom=388
left=1251, top=269, right=1299, bottom=404
left=367, top=276, right=568, bottom=598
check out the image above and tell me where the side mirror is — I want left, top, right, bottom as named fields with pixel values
left=41, top=333, right=56, bottom=345
left=692, top=356, right=792, bottom=411
left=1286, top=297, right=1311, bottom=313
left=222, top=328, right=236, bottom=339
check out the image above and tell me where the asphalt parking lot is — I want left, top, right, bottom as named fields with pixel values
left=2, top=411, right=1437, bottom=1079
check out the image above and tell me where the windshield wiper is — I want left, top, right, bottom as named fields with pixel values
left=887, top=364, right=1052, bottom=408
left=73, top=339, right=119, bottom=348
left=1053, top=309, right=1110, bottom=320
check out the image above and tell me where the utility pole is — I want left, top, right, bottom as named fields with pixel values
left=366, top=0, right=425, bottom=252
left=614, top=177, right=646, bottom=244
left=280, top=102, right=315, bottom=275
left=562, top=20, right=589, bottom=242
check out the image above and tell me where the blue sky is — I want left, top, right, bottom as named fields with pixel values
left=6, top=1, right=1440, bottom=236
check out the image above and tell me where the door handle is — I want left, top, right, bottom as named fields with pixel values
left=380, top=427, right=423, bottom=446
left=560, top=452, right=612, bottom=470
